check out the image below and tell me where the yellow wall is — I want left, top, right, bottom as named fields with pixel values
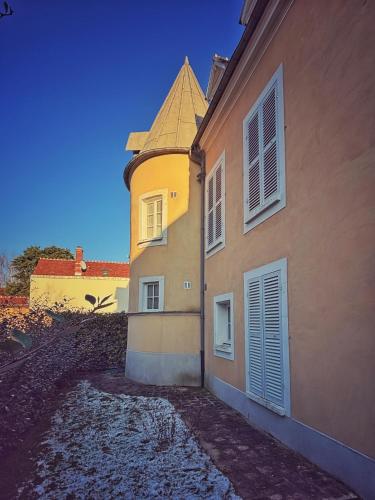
left=200, top=0, right=375, bottom=458
left=129, top=153, right=201, bottom=315
left=30, top=275, right=129, bottom=313
left=127, top=314, right=200, bottom=354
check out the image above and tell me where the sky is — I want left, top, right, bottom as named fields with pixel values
left=0, top=0, right=244, bottom=262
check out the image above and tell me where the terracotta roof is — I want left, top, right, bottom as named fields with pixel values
left=0, top=295, right=29, bottom=307
left=32, top=258, right=130, bottom=278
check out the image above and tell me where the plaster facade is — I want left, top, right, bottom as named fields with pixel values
left=199, top=0, right=375, bottom=472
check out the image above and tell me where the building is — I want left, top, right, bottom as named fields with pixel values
left=30, top=246, right=130, bottom=312
left=191, top=0, right=375, bottom=497
left=122, top=1, right=375, bottom=496
left=124, top=57, right=207, bottom=385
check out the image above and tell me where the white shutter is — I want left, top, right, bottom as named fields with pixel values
left=247, top=278, right=264, bottom=397
left=207, top=177, right=214, bottom=247
left=263, top=272, right=283, bottom=407
left=244, top=73, right=282, bottom=225
left=262, top=86, right=279, bottom=203
left=215, top=163, right=223, bottom=241
left=246, top=112, right=261, bottom=220
left=206, top=155, right=225, bottom=253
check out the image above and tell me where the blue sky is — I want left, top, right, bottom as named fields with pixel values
left=0, top=0, right=243, bottom=262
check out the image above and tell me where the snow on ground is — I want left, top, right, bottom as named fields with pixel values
left=18, top=380, right=240, bottom=499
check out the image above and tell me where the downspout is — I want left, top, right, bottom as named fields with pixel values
left=190, top=144, right=206, bottom=388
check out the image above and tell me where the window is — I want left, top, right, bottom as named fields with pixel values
left=214, top=292, right=234, bottom=360
left=244, top=258, right=290, bottom=416
left=139, top=189, right=168, bottom=247
left=206, top=151, right=225, bottom=255
left=243, top=65, right=285, bottom=233
left=139, top=276, right=164, bottom=312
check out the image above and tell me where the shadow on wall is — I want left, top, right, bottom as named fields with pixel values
left=115, top=287, right=128, bottom=312
left=128, top=159, right=201, bottom=313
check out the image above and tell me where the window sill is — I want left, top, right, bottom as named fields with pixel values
left=243, top=198, right=285, bottom=235
left=214, top=344, right=234, bottom=360
left=206, top=240, right=225, bottom=259
left=138, top=236, right=167, bottom=248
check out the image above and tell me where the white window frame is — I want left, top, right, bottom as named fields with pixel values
left=138, top=275, right=165, bottom=312
left=243, top=64, right=286, bottom=234
left=138, top=189, right=168, bottom=247
left=243, top=257, right=290, bottom=416
left=213, top=292, right=234, bottom=360
left=205, top=151, right=226, bottom=257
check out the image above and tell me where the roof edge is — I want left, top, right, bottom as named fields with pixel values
left=123, top=147, right=190, bottom=190
left=192, top=0, right=269, bottom=148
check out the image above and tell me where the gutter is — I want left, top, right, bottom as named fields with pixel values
left=192, top=0, right=269, bottom=149
left=190, top=144, right=206, bottom=388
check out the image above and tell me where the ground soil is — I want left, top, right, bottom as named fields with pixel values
left=0, top=369, right=359, bottom=500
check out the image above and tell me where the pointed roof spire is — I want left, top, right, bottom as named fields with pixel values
left=127, top=58, right=208, bottom=153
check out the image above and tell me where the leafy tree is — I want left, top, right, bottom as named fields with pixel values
left=5, top=246, right=74, bottom=296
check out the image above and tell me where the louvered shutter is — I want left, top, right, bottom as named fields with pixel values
left=244, top=78, right=281, bottom=223
left=263, top=272, right=283, bottom=407
left=215, top=164, right=223, bottom=241
left=245, top=112, right=261, bottom=221
left=207, top=177, right=214, bottom=247
left=262, top=86, right=279, bottom=203
left=247, top=278, right=264, bottom=397
left=206, top=159, right=225, bottom=252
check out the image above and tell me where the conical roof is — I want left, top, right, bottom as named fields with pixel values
left=126, top=57, right=208, bottom=154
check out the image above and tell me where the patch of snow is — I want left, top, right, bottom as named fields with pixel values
left=18, top=380, right=240, bottom=499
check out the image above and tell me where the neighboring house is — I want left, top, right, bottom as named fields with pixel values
left=30, top=247, right=130, bottom=312
left=122, top=1, right=375, bottom=496
left=124, top=57, right=207, bottom=385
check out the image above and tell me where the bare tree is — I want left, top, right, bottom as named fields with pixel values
left=0, top=2, right=14, bottom=20
left=0, top=253, right=11, bottom=289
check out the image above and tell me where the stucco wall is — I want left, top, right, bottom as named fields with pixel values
left=127, top=314, right=200, bottom=354
left=126, top=153, right=201, bottom=385
left=30, top=275, right=129, bottom=313
left=201, top=0, right=375, bottom=458
left=128, top=154, right=201, bottom=313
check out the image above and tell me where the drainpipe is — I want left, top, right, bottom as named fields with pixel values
left=190, top=144, right=206, bottom=388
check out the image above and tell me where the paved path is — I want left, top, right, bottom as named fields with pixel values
left=84, top=370, right=358, bottom=500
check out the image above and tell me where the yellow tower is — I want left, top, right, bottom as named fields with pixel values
left=124, top=57, right=207, bottom=385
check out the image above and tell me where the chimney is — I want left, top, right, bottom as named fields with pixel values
left=75, top=246, right=83, bottom=276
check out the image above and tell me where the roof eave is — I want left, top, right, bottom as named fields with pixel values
left=192, top=0, right=269, bottom=149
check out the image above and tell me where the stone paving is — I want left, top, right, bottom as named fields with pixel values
left=84, top=370, right=358, bottom=500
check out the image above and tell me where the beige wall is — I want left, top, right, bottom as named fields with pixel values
left=30, top=275, right=129, bottom=313
left=127, top=314, right=200, bottom=354
left=129, top=154, right=201, bottom=315
left=201, top=0, right=375, bottom=458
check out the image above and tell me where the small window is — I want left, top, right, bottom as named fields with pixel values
left=139, top=190, right=168, bottom=247
left=213, top=292, right=234, bottom=360
left=139, top=276, right=164, bottom=312
left=206, top=151, right=225, bottom=256
left=102, top=269, right=109, bottom=277
left=243, top=65, right=285, bottom=233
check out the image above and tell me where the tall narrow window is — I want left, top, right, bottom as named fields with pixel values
left=139, top=190, right=168, bottom=247
left=206, top=152, right=225, bottom=255
left=243, top=65, right=285, bottom=232
left=244, top=258, right=290, bottom=415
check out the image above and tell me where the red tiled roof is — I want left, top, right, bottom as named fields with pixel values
left=0, top=295, right=29, bottom=307
left=32, top=258, right=130, bottom=278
